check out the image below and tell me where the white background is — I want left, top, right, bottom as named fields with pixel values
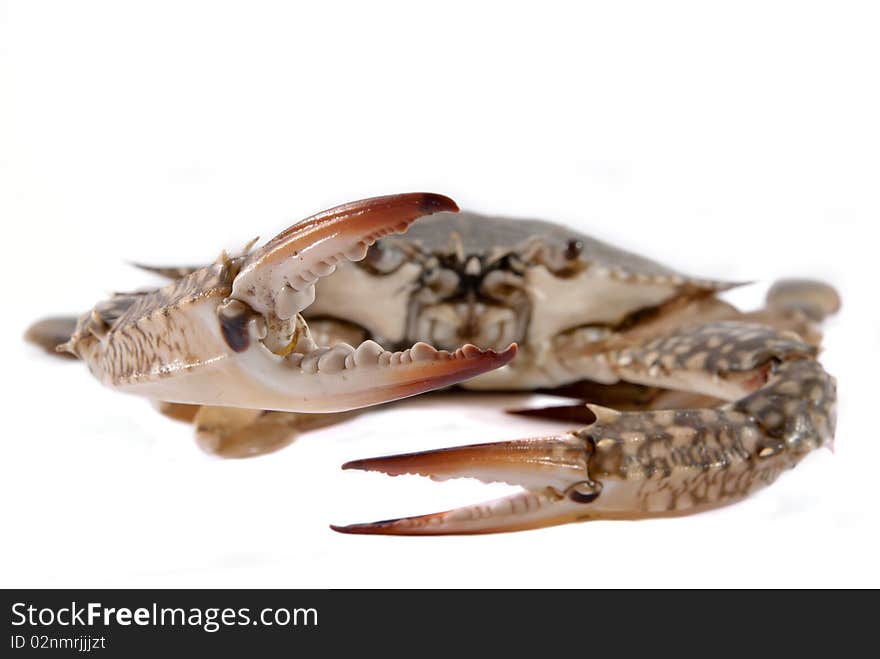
left=2, top=1, right=877, bottom=588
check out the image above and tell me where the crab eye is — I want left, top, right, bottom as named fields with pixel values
left=481, top=270, right=524, bottom=301
left=565, top=239, right=583, bottom=260
left=361, top=242, right=405, bottom=274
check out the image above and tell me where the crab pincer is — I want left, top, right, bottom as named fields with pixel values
left=334, top=324, right=836, bottom=535
left=332, top=433, right=598, bottom=535
left=54, top=193, right=517, bottom=413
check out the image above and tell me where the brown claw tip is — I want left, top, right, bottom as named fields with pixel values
left=339, top=454, right=404, bottom=475
left=330, top=522, right=396, bottom=536
left=501, top=342, right=519, bottom=362
left=479, top=342, right=518, bottom=368
left=418, top=193, right=459, bottom=215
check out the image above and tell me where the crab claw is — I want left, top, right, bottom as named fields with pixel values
left=332, top=432, right=602, bottom=535
left=233, top=193, right=519, bottom=411
left=122, top=193, right=519, bottom=413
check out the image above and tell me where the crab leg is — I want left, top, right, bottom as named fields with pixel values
left=60, top=193, right=516, bottom=413
left=334, top=322, right=835, bottom=534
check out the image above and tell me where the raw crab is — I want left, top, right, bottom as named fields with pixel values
left=26, top=193, right=838, bottom=534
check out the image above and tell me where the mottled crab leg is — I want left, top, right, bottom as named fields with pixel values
left=58, top=193, right=517, bottom=413
left=189, top=405, right=360, bottom=458
left=25, top=316, right=79, bottom=358
left=506, top=283, right=839, bottom=423
left=334, top=322, right=835, bottom=534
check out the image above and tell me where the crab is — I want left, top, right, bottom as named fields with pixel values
left=26, top=193, right=839, bottom=535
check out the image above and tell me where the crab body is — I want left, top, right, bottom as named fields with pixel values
left=26, top=193, right=839, bottom=534
left=307, top=211, right=825, bottom=394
